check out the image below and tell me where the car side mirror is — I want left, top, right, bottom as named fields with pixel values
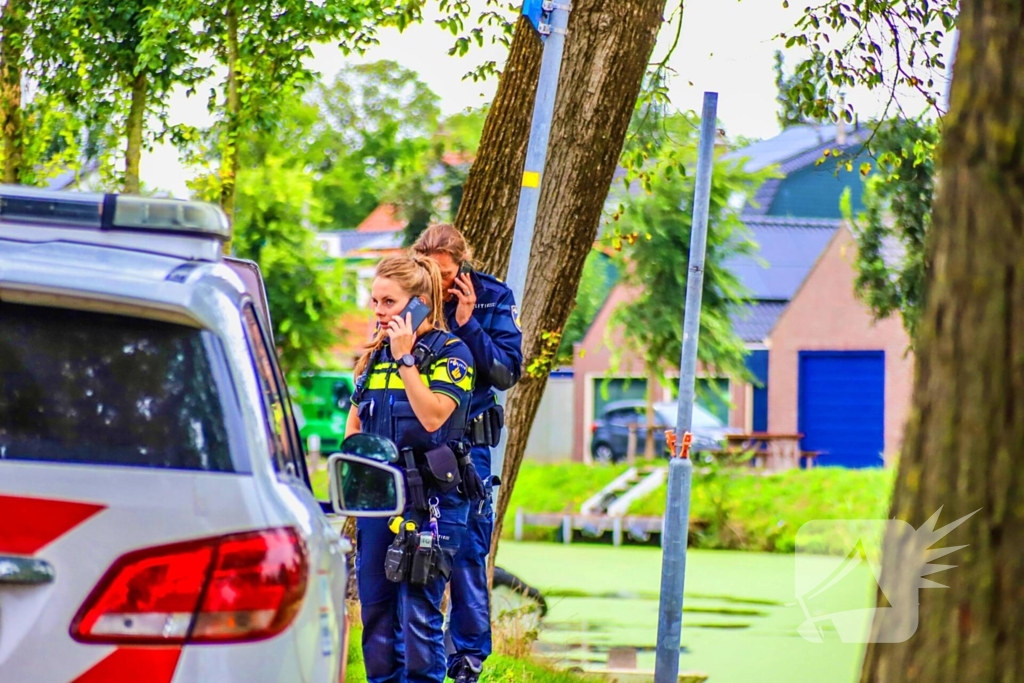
left=328, top=434, right=404, bottom=517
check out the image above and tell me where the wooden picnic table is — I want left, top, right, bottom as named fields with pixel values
left=724, top=432, right=820, bottom=472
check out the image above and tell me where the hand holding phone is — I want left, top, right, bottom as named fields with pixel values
left=399, top=296, right=431, bottom=331
left=451, top=264, right=477, bottom=328
left=388, top=297, right=430, bottom=359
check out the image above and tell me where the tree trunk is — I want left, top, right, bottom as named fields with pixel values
left=860, top=3, right=1024, bottom=681
left=220, top=2, right=241, bottom=236
left=454, top=15, right=542, bottom=276
left=455, top=0, right=666, bottom=567
left=123, top=70, right=147, bottom=194
left=644, top=360, right=657, bottom=460
left=1, top=0, right=27, bottom=184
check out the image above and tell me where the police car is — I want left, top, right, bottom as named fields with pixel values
left=0, top=186, right=401, bottom=682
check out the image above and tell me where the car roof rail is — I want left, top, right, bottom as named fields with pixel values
left=0, top=185, right=231, bottom=262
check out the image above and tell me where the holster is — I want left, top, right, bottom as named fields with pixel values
left=468, top=405, right=505, bottom=447
left=402, top=447, right=428, bottom=511
left=422, top=444, right=462, bottom=493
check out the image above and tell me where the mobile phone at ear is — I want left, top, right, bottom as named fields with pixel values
left=399, top=297, right=431, bottom=330
left=458, top=261, right=473, bottom=278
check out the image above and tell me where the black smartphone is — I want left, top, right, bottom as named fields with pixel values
left=398, top=296, right=430, bottom=330
left=458, top=261, right=473, bottom=278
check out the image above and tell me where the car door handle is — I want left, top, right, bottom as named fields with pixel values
left=0, top=555, right=56, bottom=585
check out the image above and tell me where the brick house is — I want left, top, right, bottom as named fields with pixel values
left=571, top=123, right=913, bottom=468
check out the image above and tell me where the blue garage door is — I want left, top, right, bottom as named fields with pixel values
left=799, top=351, right=885, bottom=468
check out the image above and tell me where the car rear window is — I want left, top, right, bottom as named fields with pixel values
left=0, top=301, right=233, bottom=472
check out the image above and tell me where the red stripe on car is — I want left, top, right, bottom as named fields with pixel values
left=71, top=647, right=182, bottom=683
left=0, top=495, right=106, bottom=555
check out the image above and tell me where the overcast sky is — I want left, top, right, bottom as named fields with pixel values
left=140, top=0, right=948, bottom=198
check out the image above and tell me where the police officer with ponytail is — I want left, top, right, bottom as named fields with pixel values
left=346, top=253, right=477, bottom=683
left=414, top=224, right=524, bottom=683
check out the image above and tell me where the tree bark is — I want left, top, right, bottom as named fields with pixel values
left=1, top=0, right=27, bottom=184
left=123, top=70, right=147, bottom=194
left=220, top=2, right=241, bottom=233
left=454, top=1, right=666, bottom=566
left=860, top=3, right=1024, bottom=681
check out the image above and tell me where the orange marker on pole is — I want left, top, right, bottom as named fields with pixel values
left=664, top=430, right=693, bottom=459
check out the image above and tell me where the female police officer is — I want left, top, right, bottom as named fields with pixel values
left=413, top=224, right=523, bottom=683
left=345, top=253, right=476, bottom=683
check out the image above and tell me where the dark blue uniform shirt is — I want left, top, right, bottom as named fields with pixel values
left=352, top=329, right=476, bottom=452
left=443, top=271, right=523, bottom=422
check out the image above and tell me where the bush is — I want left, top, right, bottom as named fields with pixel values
left=630, top=464, right=895, bottom=553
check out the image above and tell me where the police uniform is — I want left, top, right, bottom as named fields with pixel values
left=352, top=328, right=475, bottom=683
left=443, top=271, right=524, bottom=680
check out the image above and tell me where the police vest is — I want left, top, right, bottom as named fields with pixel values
left=352, top=329, right=475, bottom=452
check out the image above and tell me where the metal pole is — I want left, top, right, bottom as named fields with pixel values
left=653, top=91, right=718, bottom=683
left=491, top=2, right=571, bottom=491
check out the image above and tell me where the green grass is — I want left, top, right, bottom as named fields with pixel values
left=346, top=625, right=367, bottom=683
left=312, top=468, right=329, bottom=499
left=506, top=461, right=633, bottom=515
left=481, top=655, right=597, bottom=682
left=345, top=625, right=595, bottom=682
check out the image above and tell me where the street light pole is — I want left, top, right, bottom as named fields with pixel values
left=653, top=91, right=719, bottom=683
left=490, top=0, right=571, bottom=489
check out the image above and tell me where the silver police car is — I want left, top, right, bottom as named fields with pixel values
left=0, top=186, right=399, bottom=682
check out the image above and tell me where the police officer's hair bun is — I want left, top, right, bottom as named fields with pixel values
left=411, top=223, right=475, bottom=267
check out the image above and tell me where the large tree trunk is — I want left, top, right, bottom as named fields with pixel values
left=219, top=2, right=241, bottom=234
left=455, top=1, right=666, bottom=565
left=123, top=70, right=147, bottom=194
left=860, top=3, right=1024, bottom=681
left=1, top=0, right=27, bottom=184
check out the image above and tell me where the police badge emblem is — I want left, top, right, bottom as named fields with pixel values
left=447, top=357, right=468, bottom=382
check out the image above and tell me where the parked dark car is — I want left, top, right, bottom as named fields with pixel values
left=590, top=399, right=731, bottom=463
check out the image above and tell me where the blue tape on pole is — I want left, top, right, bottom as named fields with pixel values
left=522, top=0, right=545, bottom=32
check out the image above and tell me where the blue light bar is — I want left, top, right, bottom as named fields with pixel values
left=0, top=187, right=102, bottom=227
left=0, top=185, right=230, bottom=241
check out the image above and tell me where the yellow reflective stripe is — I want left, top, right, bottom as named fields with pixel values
left=364, top=372, right=432, bottom=391
left=429, top=362, right=474, bottom=392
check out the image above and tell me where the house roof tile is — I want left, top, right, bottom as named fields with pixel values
left=725, top=216, right=840, bottom=300
left=732, top=301, right=789, bottom=343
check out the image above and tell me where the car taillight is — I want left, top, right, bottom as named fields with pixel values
left=71, top=528, right=307, bottom=645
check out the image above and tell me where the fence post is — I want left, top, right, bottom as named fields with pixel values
left=307, top=434, right=321, bottom=472
left=626, top=424, right=638, bottom=465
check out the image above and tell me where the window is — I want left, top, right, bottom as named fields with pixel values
left=0, top=302, right=233, bottom=471
left=241, top=304, right=308, bottom=485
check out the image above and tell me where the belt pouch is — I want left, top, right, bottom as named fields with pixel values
left=423, top=444, right=462, bottom=493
